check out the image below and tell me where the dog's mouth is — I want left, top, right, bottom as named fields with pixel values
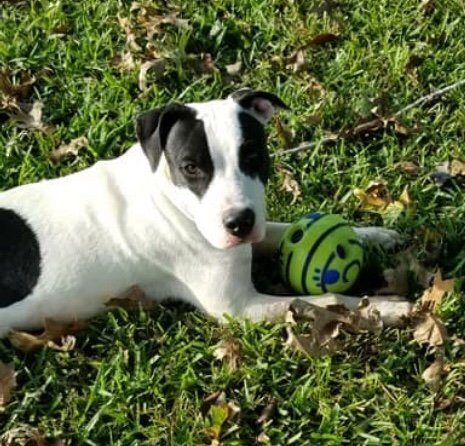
left=222, top=228, right=265, bottom=248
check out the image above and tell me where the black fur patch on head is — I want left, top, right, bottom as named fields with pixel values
left=238, top=112, right=270, bottom=184
left=164, top=112, right=214, bottom=198
left=0, top=208, right=41, bottom=308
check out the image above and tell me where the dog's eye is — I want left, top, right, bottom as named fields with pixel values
left=182, top=162, right=202, bottom=177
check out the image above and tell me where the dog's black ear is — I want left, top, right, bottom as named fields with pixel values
left=136, top=104, right=193, bottom=171
left=229, top=88, right=289, bottom=124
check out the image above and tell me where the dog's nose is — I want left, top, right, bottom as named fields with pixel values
left=223, top=208, right=255, bottom=238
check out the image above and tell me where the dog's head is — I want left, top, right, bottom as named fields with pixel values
left=136, top=88, right=288, bottom=249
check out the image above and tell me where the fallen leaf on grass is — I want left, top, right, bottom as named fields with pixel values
left=397, top=160, right=419, bottom=177
left=256, top=398, right=276, bottom=425
left=213, top=339, right=240, bottom=370
left=353, top=181, right=411, bottom=222
left=282, top=49, right=306, bottom=73
left=225, top=60, right=242, bottom=76
left=0, top=362, right=16, bottom=412
left=110, top=51, right=136, bottom=72
left=8, top=319, right=88, bottom=353
left=48, top=136, right=88, bottom=163
left=285, top=297, right=383, bottom=356
left=0, top=70, right=36, bottom=102
left=422, top=353, right=445, bottom=391
left=138, top=59, right=168, bottom=91
left=117, top=15, right=142, bottom=52
left=257, top=432, right=271, bottom=443
left=378, top=249, right=434, bottom=295
left=105, top=285, right=158, bottom=311
left=276, top=165, right=302, bottom=204
left=409, top=271, right=453, bottom=348
left=274, top=117, right=293, bottom=148
left=344, top=110, right=413, bottom=138
left=0, top=425, right=64, bottom=446
left=203, top=391, right=240, bottom=445
left=187, top=53, right=219, bottom=75
left=420, top=0, right=434, bottom=14
left=310, top=33, right=339, bottom=46
left=4, top=100, right=48, bottom=131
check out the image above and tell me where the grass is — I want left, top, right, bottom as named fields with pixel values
left=1, top=0, right=465, bottom=444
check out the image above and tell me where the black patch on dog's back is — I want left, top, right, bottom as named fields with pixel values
left=238, top=112, right=270, bottom=184
left=0, top=208, right=41, bottom=307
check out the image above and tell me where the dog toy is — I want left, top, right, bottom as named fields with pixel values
left=278, top=213, right=364, bottom=295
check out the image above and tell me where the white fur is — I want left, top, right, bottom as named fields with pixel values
left=0, top=96, right=411, bottom=337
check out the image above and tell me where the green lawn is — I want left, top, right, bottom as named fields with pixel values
left=1, top=0, right=465, bottom=444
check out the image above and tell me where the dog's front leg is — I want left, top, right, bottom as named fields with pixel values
left=237, top=292, right=412, bottom=327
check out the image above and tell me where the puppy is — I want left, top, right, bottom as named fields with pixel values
left=0, top=88, right=410, bottom=337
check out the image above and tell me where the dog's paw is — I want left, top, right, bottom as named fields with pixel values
left=367, top=296, right=413, bottom=326
left=353, top=227, right=402, bottom=250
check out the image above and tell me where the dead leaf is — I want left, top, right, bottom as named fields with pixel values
left=284, top=49, right=306, bottom=73
left=225, top=60, right=242, bottom=76
left=276, top=165, right=302, bottom=204
left=397, top=161, right=419, bottom=176
left=213, top=339, right=240, bottom=370
left=353, top=180, right=393, bottom=210
left=0, top=425, right=64, bottom=446
left=450, top=159, right=465, bottom=176
left=310, top=33, right=339, bottom=46
left=0, top=362, right=16, bottom=411
left=256, top=399, right=276, bottom=425
left=138, top=59, right=168, bottom=91
left=105, top=285, right=158, bottom=311
left=285, top=298, right=383, bottom=356
left=420, top=0, right=434, bottom=14
left=8, top=319, right=88, bottom=353
left=257, top=432, right=271, bottom=443
left=48, top=136, right=88, bottom=163
left=5, top=100, right=47, bottom=130
left=412, top=312, right=447, bottom=347
left=0, top=70, right=36, bottom=102
left=117, top=15, right=142, bottom=52
left=274, top=117, right=293, bottom=148
left=203, top=391, right=240, bottom=444
left=420, top=270, right=454, bottom=312
left=187, top=53, right=219, bottom=75
left=111, top=51, right=136, bottom=72
left=422, top=353, right=445, bottom=391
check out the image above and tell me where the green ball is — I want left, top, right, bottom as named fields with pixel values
left=279, top=213, right=364, bottom=295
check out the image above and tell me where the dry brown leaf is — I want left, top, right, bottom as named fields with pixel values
left=284, top=49, right=306, bottom=73
left=422, top=353, right=445, bottom=391
left=450, top=159, right=465, bottom=176
left=225, top=60, right=242, bottom=76
left=420, top=0, right=434, bottom=14
left=398, top=161, right=419, bottom=176
left=117, top=15, right=142, bottom=52
left=257, top=432, right=271, bottom=443
left=256, top=399, right=275, bottom=425
left=412, top=313, right=447, bottom=347
left=285, top=298, right=383, bottom=356
left=188, top=53, right=219, bottom=75
left=276, top=165, right=302, bottom=204
left=0, top=362, right=16, bottom=412
left=48, top=136, right=88, bottom=163
left=111, top=51, right=136, bottom=72
left=353, top=180, right=393, bottom=210
left=274, top=117, right=293, bottom=148
left=8, top=319, right=88, bottom=353
left=0, top=70, right=36, bottom=102
left=310, top=33, right=339, bottom=46
left=105, top=285, right=158, bottom=311
left=5, top=100, right=47, bottom=130
left=203, top=391, right=241, bottom=443
left=213, top=339, right=240, bottom=370
left=138, top=59, right=168, bottom=91
left=420, top=270, right=454, bottom=312
left=0, top=425, right=64, bottom=446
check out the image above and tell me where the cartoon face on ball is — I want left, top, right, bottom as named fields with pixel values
left=279, top=213, right=364, bottom=295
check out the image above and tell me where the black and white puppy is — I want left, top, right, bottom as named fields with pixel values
left=0, top=89, right=410, bottom=337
